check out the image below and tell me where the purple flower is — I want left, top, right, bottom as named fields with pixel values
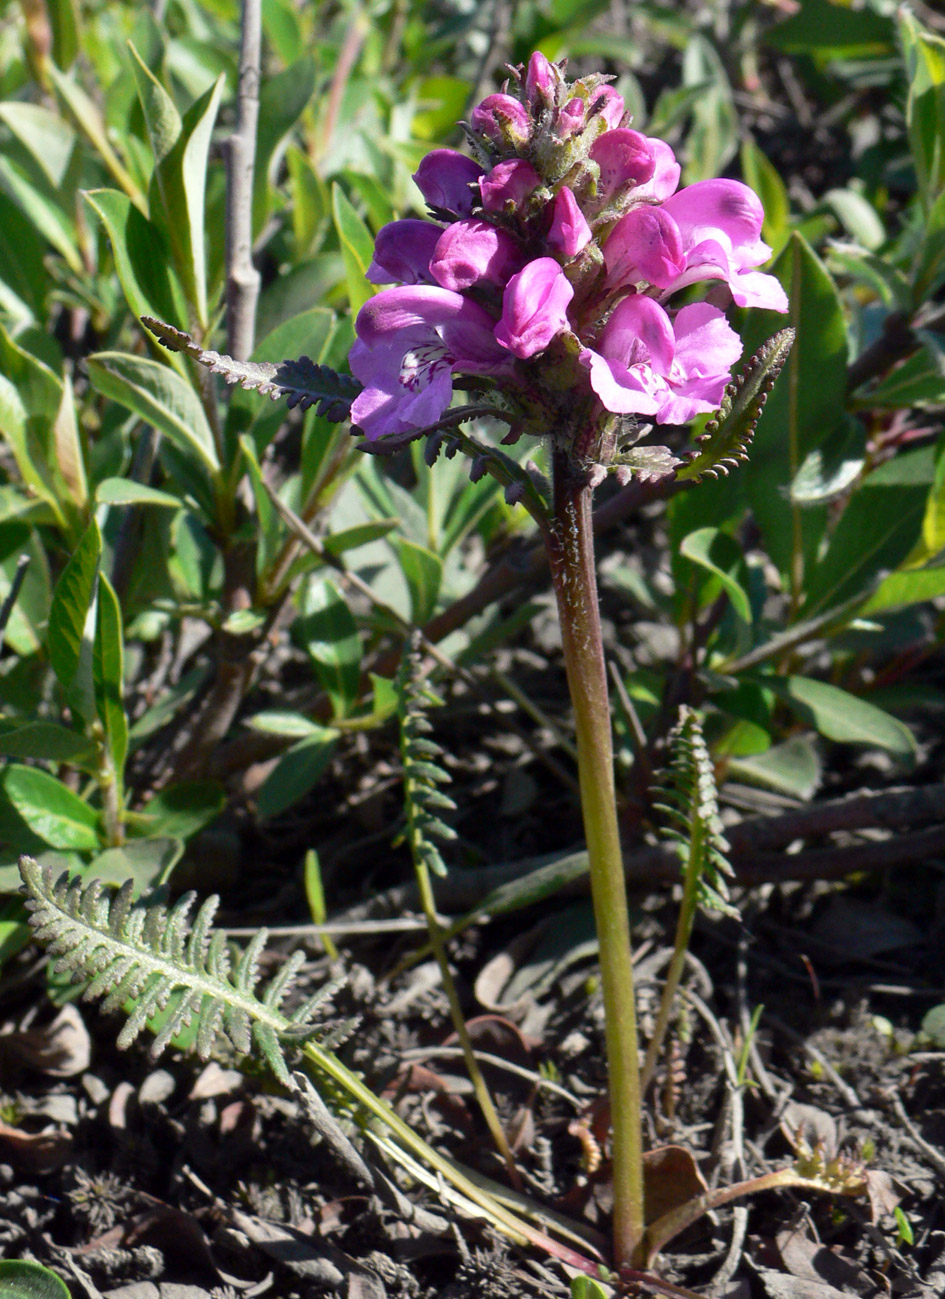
left=479, top=159, right=541, bottom=212
left=413, top=149, right=483, bottom=216
left=579, top=296, right=742, bottom=424
left=367, top=219, right=442, bottom=285
left=430, top=219, right=525, bottom=291
left=589, top=129, right=656, bottom=204
left=350, top=286, right=511, bottom=440
left=470, top=93, right=532, bottom=147
left=495, top=258, right=574, bottom=359
left=659, top=179, right=788, bottom=310
left=548, top=187, right=592, bottom=257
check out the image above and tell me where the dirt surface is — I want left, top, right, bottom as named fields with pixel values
left=3, top=650, right=945, bottom=1299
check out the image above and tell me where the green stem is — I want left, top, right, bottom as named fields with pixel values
left=640, top=820, right=703, bottom=1093
left=546, top=447, right=644, bottom=1269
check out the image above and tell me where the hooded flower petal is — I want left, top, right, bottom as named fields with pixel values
left=632, top=138, right=681, bottom=203
left=604, top=206, right=685, bottom=288
left=495, top=257, right=574, bottom=359
left=413, top=149, right=483, bottom=216
left=548, top=186, right=592, bottom=257
left=351, top=286, right=511, bottom=439
left=430, top=219, right=525, bottom=291
left=659, top=179, right=789, bottom=311
left=556, top=97, right=585, bottom=138
left=589, top=129, right=656, bottom=204
left=479, top=159, right=541, bottom=212
left=367, top=219, right=442, bottom=285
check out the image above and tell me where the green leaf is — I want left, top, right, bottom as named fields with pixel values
left=257, top=731, right=339, bottom=820
left=912, top=187, right=945, bottom=304
left=899, top=8, right=945, bottom=211
left=86, top=837, right=183, bottom=892
left=297, top=579, right=361, bottom=718
left=93, top=572, right=128, bottom=781
left=394, top=538, right=443, bottom=626
left=800, top=445, right=934, bottom=618
left=323, top=519, right=399, bottom=556
left=254, top=57, right=316, bottom=235
left=860, top=341, right=945, bottom=409
left=0, top=156, right=82, bottom=274
left=48, top=64, right=145, bottom=208
left=860, top=564, right=945, bottom=615
left=95, top=478, right=182, bottom=508
left=0, top=102, right=76, bottom=188
left=0, top=765, right=100, bottom=850
left=740, top=139, right=790, bottom=253
left=82, top=190, right=187, bottom=366
left=246, top=711, right=336, bottom=738
left=766, top=675, right=916, bottom=761
left=0, top=722, right=97, bottom=767
left=0, top=191, right=47, bottom=323
left=47, top=517, right=101, bottom=720
left=768, top=0, right=894, bottom=59
left=332, top=183, right=375, bottom=314
left=726, top=736, right=822, bottom=800
left=86, top=351, right=219, bottom=473
left=740, top=234, right=848, bottom=581
left=678, top=527, right=751, bottom=622
left=681, top=35, right=736, bottom=183
left=789, top=415, right=865, bottom=506
left=129, top=781, right=225, bottom=841
left=0, top=1260, right=71, bottom=1299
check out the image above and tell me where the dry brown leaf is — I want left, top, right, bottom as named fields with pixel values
left=642, top=1144, right=708, bottom=1226
left=0, top=1118, right=73, bottom=1173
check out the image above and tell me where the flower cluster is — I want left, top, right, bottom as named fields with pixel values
left=349, top=54, right=787, bottom=465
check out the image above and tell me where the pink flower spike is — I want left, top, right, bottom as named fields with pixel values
left=589, top=129, right=656, bottom=203
left=603, top=207, right=685, bottom=289
left=413, top=150, right=483, bottom=216
left=367, top=220, right=442, bottom=285
left=470, top=93, right=531, bottom=147
left=548, top=187, right=592, bottom=257
left=495, top=257, right=574, bottom=359
left=525, top=52, right=557, bottom=108
left=479, top=159, right=541, bottom=212
left=588, top=84, right=625, bottom=130
left=663, top=179, right=765, bottom=250
left=430, top=219, right=525, bottom=292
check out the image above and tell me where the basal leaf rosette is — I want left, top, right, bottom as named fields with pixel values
left=350, top=53, right=788, bottom=480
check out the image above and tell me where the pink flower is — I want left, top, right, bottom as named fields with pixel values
left=548, top=187, right=592, bottom=257
left=479, top=159, right=541, bottom=212
left=632, top=138, right=681, bottom=204
left=495, top=258, right=574, bottom=359
left=413, top=150, right=483, bottom=216
left=470, top=94, right=531, bottom=147
left=350, top=286, right=512, bottom=440
left=367, top=219, right=442, bottom=285
left=579, top=297, right=742, bottom=424
left=430, top=219, right=525, bottom=292
left=589, top=129, right=656, bottom=205
left=659, top=179, right=788, bottom=310
left=603, top=207, right=685, bottom=289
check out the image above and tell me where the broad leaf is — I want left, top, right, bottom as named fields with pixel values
left=297, top=579, right=361, bottom=718
left=47, top=518, right=101, bottom=720
left=0, top=765, right=100, bottom=850
left=766, top=675, right=916, bottom=761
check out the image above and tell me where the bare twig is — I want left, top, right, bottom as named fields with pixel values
left=225, top=0, right=262, bottom=360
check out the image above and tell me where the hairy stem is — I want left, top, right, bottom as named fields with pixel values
left=225, top=0, right=262, bottom=361
left=546, top=446, right=644, bottom=1269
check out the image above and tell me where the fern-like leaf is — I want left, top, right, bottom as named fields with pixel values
left=652, top=708, right=735, bottom=918
left=395, top=638, right=458, bottom=880
left=141, top=317, right=361, bottom=421
left=676, top=328, right=795, bottom=483
left=18, top=857, right=357, bottom=1086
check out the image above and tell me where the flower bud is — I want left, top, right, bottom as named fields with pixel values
left=547, top=186, right=592, bottom=257
left=431, top=219, right=525, bottom=292
left=470, top=94, right=531, bottom=148
left=525, top=52, right=558, bottom=108
left=479, top=159, right=541, bottom=212
left=589, top=129, right=656, bottom=205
